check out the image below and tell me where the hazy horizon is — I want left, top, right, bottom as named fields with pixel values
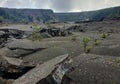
left=0, top=0, right=120, bottom=12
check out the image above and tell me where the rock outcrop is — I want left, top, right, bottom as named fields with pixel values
left=12, top=54, right=72, bottom=84
left=0, top=8, right=56, bottom=23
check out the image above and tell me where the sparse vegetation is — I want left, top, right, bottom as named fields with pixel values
left=101, top=33, right=108, bottom=38
left=59, top=31, right=62, bottom=36
left=37, top=33, right=42, bottom=41
left=63, top=24, right=66, bottom=29
left=46, top=23, right=52, bottom=28
left=71, top=35, right=77, bottom=41
left=0, top=6, right=120, bottom=84
left=0, top=16, right=4, bottom=23
left=94, top=39, right=99, bottom=45
left=0, top=16, right=4, bottom=26
left=29, top=23, right=42, bottom=41
left=86, top=46, right=92, bottom=53
left=116, top=57, right=120, bottom=64
left=21, top=19, right=28, bottom=23
left=82, top=36, right=90, bottom=53
left=30, top=32, right=35, bottom=41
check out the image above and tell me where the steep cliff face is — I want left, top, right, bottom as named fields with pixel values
left=55, top=6, right=120, bottom=22
left=0, top=8, right=56, bottom=22
left=0, top=6, right=120, bottom=23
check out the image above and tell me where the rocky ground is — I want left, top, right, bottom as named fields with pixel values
left=0, top=18, right=120, bottom=84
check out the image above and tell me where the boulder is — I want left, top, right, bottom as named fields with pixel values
left=12, top=54, right=69, bottom=84
left=0, top=48, right=34, bottom=58
left=22, top=47, right=67, bottom=66
left=6, top=39, right=69, bottom=50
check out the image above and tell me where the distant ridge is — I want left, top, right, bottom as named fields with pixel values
left=0, top=6, right=120, bottom=23
left=0, top=7, right=56, bottom=23
left=55, top=6, right=120, bottom=22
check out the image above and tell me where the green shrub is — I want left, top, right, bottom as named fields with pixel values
left=86, top=46, right=92, bottom=53
left=82, top=36, right=90, bottom=53
left=37, top=33, right=42, bottom=41
left=71, top=35, right=77, bottom=41
left=29, top=24, right=42, bottom=41
left=29, top=32, right=35, bottom=41
left=59, top=31, right=62, bottom=36
left=116, top=57, right=120, bottom=64
left=101, top=33, right=108, bottom=38
left=0, top=16, right=4, bottom=23
left=94, top=39, right=99, bottom=45
left=46, top=23, right=52, bottom=28
left=32, top=23, right=42, bottom=31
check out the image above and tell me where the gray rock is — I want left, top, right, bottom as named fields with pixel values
left=0, top=48, right=17, bottom=57
left=64, top=54, right=120, bottom=84
left=22, top=47, right=67, bottom=66
left=0, top=48, right=33, bottom=58
left=6, top=39, right=69, bottom=50
left=91, top=39, right=120, bottom=57
left=12, top=54, right=69, bottom=84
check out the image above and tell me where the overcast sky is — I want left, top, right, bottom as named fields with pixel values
left=0, top=0, right=120, bottom=12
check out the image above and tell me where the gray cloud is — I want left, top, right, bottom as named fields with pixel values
left=0, top=0, right=120, bottom=12
left=49, top=0, right=74, bottom=12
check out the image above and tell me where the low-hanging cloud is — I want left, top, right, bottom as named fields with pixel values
left=50, top=0, right=74, bottom=12
left=0, top=0, right=120, bottom=12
